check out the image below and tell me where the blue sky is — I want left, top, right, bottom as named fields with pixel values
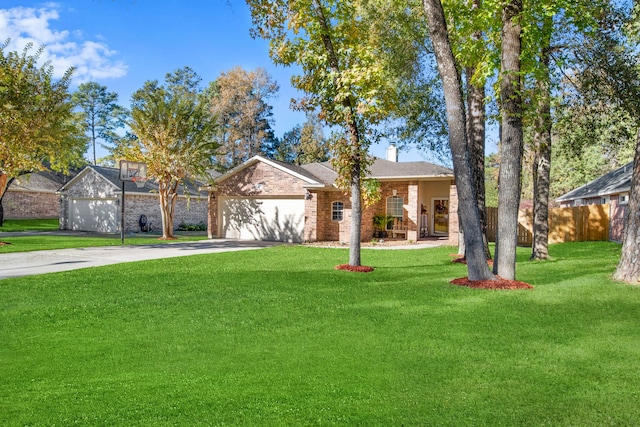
left=1, top=0, right=451, bottom=162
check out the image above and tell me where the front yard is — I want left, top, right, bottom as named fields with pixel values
left=1, top=241, right=638, bottom=425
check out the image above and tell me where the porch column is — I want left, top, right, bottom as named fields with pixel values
left=207, top=191, right=217, bottom=239
left=407, top=182, right=419, bottom=241
left=448, top=183, right=460, bottom=246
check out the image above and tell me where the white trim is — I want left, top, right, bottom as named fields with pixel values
left=331, top=201, right=344, bottom=222
left=58, top=166, right=120, bottom=193
left=620, top=193, right=630, bottom=204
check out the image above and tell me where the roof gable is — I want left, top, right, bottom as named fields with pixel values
left=59, top=165, right=203, bottom=196
left=214, top=156, right=324, bottom=186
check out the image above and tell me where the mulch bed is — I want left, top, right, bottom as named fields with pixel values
left=450, top=276, right=533, bottom=290
left=335, top=264, right=375, bottom=273
left=450, top=254, right=533, bottom=290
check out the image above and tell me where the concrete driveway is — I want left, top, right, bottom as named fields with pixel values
left=0, top=238, right=278, bottom=280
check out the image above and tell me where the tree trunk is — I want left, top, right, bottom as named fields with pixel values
left=531, top=19, right=553, bottom=261
left=159, top=180, right=177, bottom=239
left=349, top=151, right=363, bottom=267
left=0, top=173, right=9, bottom=227
left=613, top=129, right=640, bottom=283
left=423, top=0, right=495, bottom=281
left=312, top=0, right=365, bottom=266
left=493, top=0, right=523, bottom=281
left=466, top=67, right=491, bottom=260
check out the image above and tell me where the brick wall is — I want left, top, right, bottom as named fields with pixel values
left=304, top=191, right=319, bottom=242
left=215, top=162, right=307, bottom=197
left=124, top=194, right=207, bottom=233
left=3, top=190, right=60, bottom=219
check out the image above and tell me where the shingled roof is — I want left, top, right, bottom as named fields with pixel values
left=556, top=162, right=633, bottom=203
left=213, top=155, right=454, bottom=188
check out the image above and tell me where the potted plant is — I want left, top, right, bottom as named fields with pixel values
left=373, top=214, right=394, bottom=238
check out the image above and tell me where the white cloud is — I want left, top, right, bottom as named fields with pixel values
left=0, top=4, right=127, bottom=82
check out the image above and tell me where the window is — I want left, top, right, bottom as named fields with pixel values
left=332, top=201, right=344, bottom=221
left=386, top=196, right=403, bottom=227
left=620, top=193, right=629, bottom=204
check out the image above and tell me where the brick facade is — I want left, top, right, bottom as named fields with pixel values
left=4, top=171, right=68, bottom=219
left=303, top=180, right=458, bottom=243
left=3, top=190, right=59, bottom=219
left=215, top=162, right=308, bottom=196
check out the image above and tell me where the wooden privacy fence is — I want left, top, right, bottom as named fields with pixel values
left=486, top=204, right=610, bottom=246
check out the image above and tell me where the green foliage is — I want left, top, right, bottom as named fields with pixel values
left=0, top=41, right=85, bottom=191
left=269, top=112, right=329, bottom=165
left=247, top=0, right=397, bottom=180
left=551, top=103, right=636, bottom=200
left=2, top=242, right=640, bottom=424
left=176, top=221, right=207, bottom=232
left=362, top=178, right=381, bottom=208
left=372, top=213, right=394, bottom=231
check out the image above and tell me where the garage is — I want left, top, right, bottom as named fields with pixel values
left=220, top=197, right=305, bottom=243
left=70, top=198, right=119, bottom=233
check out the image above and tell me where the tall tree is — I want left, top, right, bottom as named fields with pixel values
left=120, top=67, right=218, bottom=239
left=423, top=0, right=495, bottom=281
left=248, top=0, right=395, bottom=267
left=572, top=2, right=640, bottom=283
left=493, top=0, right=524, bottom=281
left=209, top=67, right=278, bottom=171
left=0, top=41, right=85, bottom=226
left=72, top=82, right=127, bottom=165
left=530, top=15, right=553, bottom=261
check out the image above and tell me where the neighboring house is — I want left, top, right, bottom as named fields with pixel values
left=3, top=169, right=77, bottom=219
left=207, top=145, right=458, bottom=244
left=556, top=161, right=633, bottom=242
left=58, top=165, right=209, bottom=233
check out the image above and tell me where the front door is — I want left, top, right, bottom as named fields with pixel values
left=432, top=198, right=449, bottom=235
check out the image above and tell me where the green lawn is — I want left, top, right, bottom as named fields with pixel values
left=0, top=218, right=59, bottom=232
left=0, top=218, right=207, bottom=252
left=1, top=242, right=639, bottom=425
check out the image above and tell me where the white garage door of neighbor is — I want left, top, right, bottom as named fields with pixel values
left=221, top=197, right=305, bottom=243
left=71, top=198, right=118, bottom=233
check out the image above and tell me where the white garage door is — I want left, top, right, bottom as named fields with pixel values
left=220, top=197, right=305, bottom=243
left=70, top=199, right=118, bottom=233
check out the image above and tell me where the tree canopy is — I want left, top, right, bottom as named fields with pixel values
left=0, top=41, right=85, bottom=224
left=208, top=66, right=278, bottom=171
left=118, top=66, right=218, bottom=239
